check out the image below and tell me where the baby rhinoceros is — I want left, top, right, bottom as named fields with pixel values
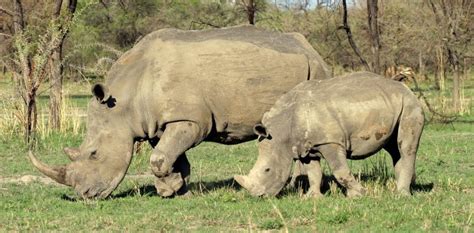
left=235, top=71, right=424, bottom=198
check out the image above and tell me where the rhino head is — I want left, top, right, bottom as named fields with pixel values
left=30, top=84, right=135, bottom=199
left=235, top=124, right=293, bottom=197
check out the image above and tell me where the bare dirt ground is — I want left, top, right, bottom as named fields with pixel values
left=0, top=174, right=155, bottom=186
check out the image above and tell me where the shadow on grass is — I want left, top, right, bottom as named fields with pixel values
left=285, top=175, right=434, bottom=196
left=109, top=177, right=241, bottom=199
left=411, top=182, right=434, bottom=193
left=61, top=175, right=434, bottom=201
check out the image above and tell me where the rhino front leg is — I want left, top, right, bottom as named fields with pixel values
left=319, top=144, right=366, bottom=198
left=150, top=121, right=201, bottom=197
left=289, top=160, right=307, bottom=190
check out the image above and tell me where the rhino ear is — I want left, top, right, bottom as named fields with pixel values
left=254, top=124, right=270, bottom=139
left=92, top=83, right=110, bottom=103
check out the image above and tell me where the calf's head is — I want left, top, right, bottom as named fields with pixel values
left=235, top=124, right=293, bottom=197
left=30, top=84, right=134, bottom=199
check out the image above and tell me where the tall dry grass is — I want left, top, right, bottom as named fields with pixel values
left=0, top=90, right=86, bottom=140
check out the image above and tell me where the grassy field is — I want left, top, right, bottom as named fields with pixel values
left=0, top=76, right=473, bottom=231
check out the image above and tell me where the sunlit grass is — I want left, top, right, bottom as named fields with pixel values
left=0, top=74, right=472, bottom=231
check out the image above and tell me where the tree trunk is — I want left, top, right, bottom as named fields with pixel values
left=12, top=0, right=24, bottom=33
left=435, top=46, right=445, bottom=91
left=450, top=50, right=461, bottom=112
left=245, top=0, right=256, bottom=25
left=49, top=44, right=63, bottom=129
left=25, top=92, right=37, bottom=145
left=48, top=0, right=64, bottom=130
left=452, top=64, right=461, bottom=112
left=48, top=0, right=77, bottom=130
left=367, top=0, right=381, bottom=74
left=418, top=51, right=425, bottom=81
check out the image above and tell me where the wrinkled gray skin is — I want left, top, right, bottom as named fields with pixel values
left=29, top=25, right=330, bottom=199
left=235, top=72, right=424, bottom=198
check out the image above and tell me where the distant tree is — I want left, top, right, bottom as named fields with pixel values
left=238, top=0, right=266, bottom=25
left=1, top=0, right=78, bottom=144
left=428, top=0, right=472, bottom=112
left=49, top=0, right=77, bottom=130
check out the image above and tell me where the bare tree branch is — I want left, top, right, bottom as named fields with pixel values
left=0, top=32, right=13, bottom=38
left=0, top=6, right=15, bottom=16
left=53, top=0, right=63, bottom=17
left=339, top=0, right=370, bottom=70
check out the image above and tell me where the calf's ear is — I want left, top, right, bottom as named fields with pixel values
left=92, top=83, right=110, bottom=103
left=254, top=124, right=269, bottom=138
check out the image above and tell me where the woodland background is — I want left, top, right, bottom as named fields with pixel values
left=0, top=0, right=472, bottom=142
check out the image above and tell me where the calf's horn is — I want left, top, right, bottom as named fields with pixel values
left=234, top=175, right=251, bottom=191
left=28, top=151, right=70, bottom=186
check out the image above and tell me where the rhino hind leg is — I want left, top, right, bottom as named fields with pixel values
left=386, top=106, right=424, bottom=195
left=319, top=144, right=366, bottom=198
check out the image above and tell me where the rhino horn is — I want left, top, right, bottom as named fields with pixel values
left=28, top=151, right=70, bottom=186
left=63, top=147, right=81, bottom=161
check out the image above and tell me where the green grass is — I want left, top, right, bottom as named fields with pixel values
left=0, top=123, right=472, bottom=232
left=0, top=74, right=473, bottom=231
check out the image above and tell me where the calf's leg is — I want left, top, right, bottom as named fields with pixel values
left=302, top=156, right=323, bottom=198
left=393, top=106, right=424, bottom=195
left=318, top=144, right=365, bottom=198
left=289, top=161, right=307, bottom=190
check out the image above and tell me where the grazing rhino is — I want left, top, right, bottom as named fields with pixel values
left=29, top=25, right=330, bottom=199
left=235, top=72, right=424, bottom=198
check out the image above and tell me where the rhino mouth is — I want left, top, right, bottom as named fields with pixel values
left=75, top=182, right=115, bottom=199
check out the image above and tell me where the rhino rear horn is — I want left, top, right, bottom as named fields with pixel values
left=28, top=151, right=71, bottom=186
left=63, top=147, right=81, bottom=161
left=234, top=175, right=251, bottom=190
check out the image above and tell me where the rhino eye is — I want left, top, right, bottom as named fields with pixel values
left=264, top=168, right=270, bottom=172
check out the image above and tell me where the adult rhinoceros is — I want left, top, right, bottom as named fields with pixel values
left=29, top=25, right=330, bottom=199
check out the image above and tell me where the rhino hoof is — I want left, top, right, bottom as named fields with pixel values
left=397, top=189, right=412, bottom=196
left=165, top=173, right=184, bottom=192
left=304, top=189, right=324, bottom=199
left=154, top=178, right=175, bottom=197
left=347, top=188, right=366, bottom=198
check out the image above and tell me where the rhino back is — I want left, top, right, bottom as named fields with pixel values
left=268, top=72, right=416, bottom=156
left=146, top=25, right=330, bottom=80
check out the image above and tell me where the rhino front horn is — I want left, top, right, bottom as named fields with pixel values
left=28, top=151, right=70, bottom=186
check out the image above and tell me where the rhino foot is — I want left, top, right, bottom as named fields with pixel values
left=154, top=173, right=184, bottom=197
left=304, top=188, right=324, bottom=199
left=396, top=189, right=412, bottom=196
left=347, top=187, right=366, bottom=198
